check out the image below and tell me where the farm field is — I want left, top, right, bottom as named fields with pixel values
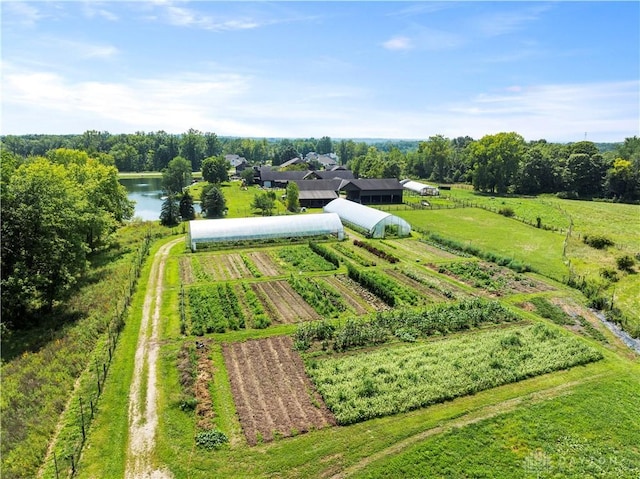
left=396, top=207, right=569, bottom=281
left=24, top=201, right=638, bottom=479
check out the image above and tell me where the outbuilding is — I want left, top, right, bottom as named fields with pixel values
left=187, top=213, right=345, bottom=251
left=323, top=198, right=411, bottom=238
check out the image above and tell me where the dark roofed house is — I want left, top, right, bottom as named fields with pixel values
left=304, top=169, right=354, bottom=181
left=293, top=179, right=342, bottom=208
left=278, top=157, right=306, bottom=169
left=258, top=166, right=309, bottom=188
left=339, top=179, right=404, bottom=204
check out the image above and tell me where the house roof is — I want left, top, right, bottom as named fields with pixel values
left=306, top=170, right=354, bottom=180
left=279, top=157, right=306, bottom=168
left=259, top=167, right=310, bottom=182
left=340, top=179, right=403, bottom=191
left=294, top=179, right=343, bottom=191
left=298, top=190, right=339, bottom=200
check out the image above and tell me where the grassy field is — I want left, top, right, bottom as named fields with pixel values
left=396, top=207, right=569, bottom=281
left=72, top=216, right=638, bottom=478
left=9, top=182, right=637, bottom=479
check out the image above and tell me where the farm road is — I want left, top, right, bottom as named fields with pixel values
left=125, top=237, right=182, bottom=479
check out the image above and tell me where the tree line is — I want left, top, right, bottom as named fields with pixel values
left=3, top=131, right=638, bottom=201
left=1, top=148, right=133, bottom=327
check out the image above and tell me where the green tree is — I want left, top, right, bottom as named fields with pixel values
left=162, top=156, right=192, bottom=194
left=180, top=128, right=206, bottom=171
left=251, top=191, right=276, bottom=216
left=469, top=132, right=525, bottom=194
left=160, top=194, right=180, bottom=226
left=286, top=181, right=300, bottom=212
left=204, top=132, right=222, bottom=158
left=201, top=184, right=227, bottom=218
left=605, top=158, right=639, bottom=201
left=1, top=158, right=87, bottom=321
left=201, top=156, right=231, bottom=184
left=317, top=136, right=333, bottom=154
left=240, top=168, right=255, bottom=186
left=566, top=152, right=606, bottom=197
left=179, top=190, right=196, bottom=220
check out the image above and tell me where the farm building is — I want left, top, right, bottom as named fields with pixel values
left=323, top=198, right=411, bottom=238
left=339, top=179, right=404, bottom=204
left=187, top=213, right=345, bottom=250
left=400, top=179, right=440, bottom=196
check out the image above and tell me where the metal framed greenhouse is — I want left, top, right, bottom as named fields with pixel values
left=323, top=198, right=411, bottom=238
left=400, top=179, right=440, bottom=196
left=187, top=213, right=345, bottom=251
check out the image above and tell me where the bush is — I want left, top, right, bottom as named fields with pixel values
left=616, top=254, right=635, bottom=272
left=498, top=207, right=515, bottom=217
left=195, top=429, right=228, bottom=450
left=583, top=234, right=614, bottom=249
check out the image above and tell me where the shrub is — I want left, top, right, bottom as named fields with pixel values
left=195, top=429, right=229, bottom=450
left=600, top=268, right=619, bottom=282
left=498, top=206, right=515, bottom=217
left=583, top=234, right=614, bottom=249
left=616, top=254, right=635, bottom=272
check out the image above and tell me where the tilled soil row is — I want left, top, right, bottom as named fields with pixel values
left=252, top=280, right=320, bottom=323
left=223, top=336, right=335, bottom=446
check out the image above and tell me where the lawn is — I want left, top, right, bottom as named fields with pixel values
left=396, top=207, right=569, bottom=281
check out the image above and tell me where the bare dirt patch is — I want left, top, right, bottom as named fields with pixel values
left=199, top=253, right=251, bottom=280
left=248, top=251, right=281, bottom=276
left=251, top=280, right=320, bottom=323
left=322, top=276, right=371, bottom=316
left=223, top=336, right=336, bottom=446
left=179, top=256, right=195, bottom=284
left=194, top=341, right=215, bottom=430
left=334, top=275, right=391, bottom=312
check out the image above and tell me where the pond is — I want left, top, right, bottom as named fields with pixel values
left=119, top=177, right=165, bottom=221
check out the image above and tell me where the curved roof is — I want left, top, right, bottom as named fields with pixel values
left=323, top=198, right=411, bottom=238
left=188, top=213, right=344, bottom=247
left=401, top=180, right=438, bottom=193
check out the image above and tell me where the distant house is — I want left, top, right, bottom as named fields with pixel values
left=278, top=157, right=306, bottom=169
left=303, top=169, right=354, bottom=181
left=339, top=179, right=404, bottom=204
left=225, top=154, right=249, bottom=175
left=258, top=166, right=309, bottom=188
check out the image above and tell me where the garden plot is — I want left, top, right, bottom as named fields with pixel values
left=246, top=251, right=281, bottom=277
left=384, top=238, right=461, bottom=261
left=222, top=336, right=335, bottom=446
left=198, top=253, right=252, bottom=281
left=306, top=324, right=602, bottom=425
left=431, top=261, right=554, bottom=296
left=383, top=268, right=461, bottom=303
left=251, top=280, right=320, bottom=323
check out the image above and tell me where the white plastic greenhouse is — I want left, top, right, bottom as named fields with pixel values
left=187, top=213, right=345, bottom=250
left=400, top=179, right=440, bottom=196
left=323, top=198, right=411, bottom=238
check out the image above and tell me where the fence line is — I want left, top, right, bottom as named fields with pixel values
left=42, top=232, right=155, bottom=478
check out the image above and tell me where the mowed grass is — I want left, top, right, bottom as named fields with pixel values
left=396, top=208, right=569, bottom=281
left=353, top=370, right=640, bottom=479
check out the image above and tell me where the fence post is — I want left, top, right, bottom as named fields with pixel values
left=79, top=397, right=85, bottom=441
left=53, top=451, right=59, bottom=479
left=96, top=361, right=101, bottom=395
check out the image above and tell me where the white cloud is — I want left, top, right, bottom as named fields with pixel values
left=2, top=61, right=637, bottom=142
left=383, top=36, right=413, bottom=51
left=82, top=2, right=119, bottom=22
left=2, top=1, right=46, bottom=27
left=473, top=5, right=552, bottom=38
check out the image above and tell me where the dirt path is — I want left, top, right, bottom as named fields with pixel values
left=327, top=374, right=609, bottom=479
left=125, top=238, right=182, bottom=479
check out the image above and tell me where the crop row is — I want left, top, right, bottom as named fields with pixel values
left=287, top=275, right=347, bottom=318
left=346, top=263, right=418, bottom=307
left=305, top=324, right=602, bottom=425
left=294, top=298, right=518, bottom=352
left=277, top=245, right=338, bottom=272
left=188, top=283, right=245, bottom=335
left=331, top=243, right=376, bottom=267
left=308, top=241, right=341, bottom=268
left=240, top=254, right=262, bottom=278
left=353, top=239, right=399, bottom=263
left=241, top=283, right=270, bottom=329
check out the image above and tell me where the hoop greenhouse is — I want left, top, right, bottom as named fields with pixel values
left=323, top=198, right=411, bottom=238
left=187, top=213, right=345, bottom=250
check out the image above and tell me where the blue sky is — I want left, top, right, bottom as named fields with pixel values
left=2, top=1, right=639, bottom=142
